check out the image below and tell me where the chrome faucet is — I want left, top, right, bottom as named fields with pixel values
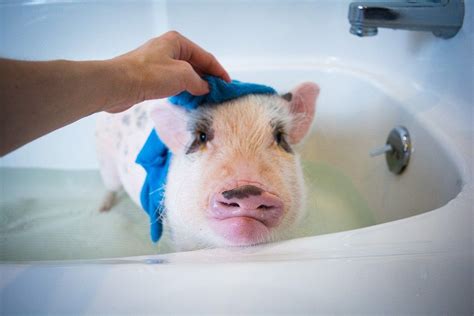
left=348, top=0, right=464, bottom=38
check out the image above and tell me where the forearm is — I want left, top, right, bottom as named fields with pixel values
left=0, top=58, right=135, bottom=155
left=0, top=32, right=230, bottom=156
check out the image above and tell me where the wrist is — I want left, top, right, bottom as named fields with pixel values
left=100, top=57, right=143, bottom=113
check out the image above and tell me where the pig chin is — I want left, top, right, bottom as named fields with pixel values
left=206, top=183, right=285, bottom=246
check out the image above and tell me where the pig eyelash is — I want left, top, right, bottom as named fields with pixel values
left=270, top=112, right=294, bottom=154
left=273, top=128, right=293, bottom=154
left=275, top=130, right=284, bottom=145
left=149, top=196, right=167, bottom=226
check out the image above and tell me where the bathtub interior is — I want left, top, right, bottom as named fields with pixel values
left=0, top=66, right=464, bottom=262
left=0, top=0, right=468, bottom=262
left=236, top=67, right=465, bottom=224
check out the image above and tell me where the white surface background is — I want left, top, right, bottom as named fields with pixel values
left=0, top=0, right=472, bottom=169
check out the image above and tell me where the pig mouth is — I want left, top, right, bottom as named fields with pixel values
left=209, top=203, right=282, bottom=227
left=207, top=184, right=284, bottom=245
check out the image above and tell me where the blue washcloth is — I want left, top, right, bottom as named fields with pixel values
left=136, top=75, right=277, bottom=242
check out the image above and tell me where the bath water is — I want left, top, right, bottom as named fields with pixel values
left=296, top=160, right=375, bottom=238
left=0, top=166, right=375, bottom=261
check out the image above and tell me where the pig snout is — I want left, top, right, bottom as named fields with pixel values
left=208, top=184, right=284, bottom=245
left=214, top=185, right=283, bottom=227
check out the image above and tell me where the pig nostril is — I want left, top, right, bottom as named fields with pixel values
left=257, top=205, right=273, bottom=210
left=219, top=201, right=240, bottom=208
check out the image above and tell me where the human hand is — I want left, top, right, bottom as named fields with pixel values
left=107, top=31, right=231, bottom=113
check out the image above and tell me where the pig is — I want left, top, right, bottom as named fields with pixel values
left=95, top=82, right=320, bottom=250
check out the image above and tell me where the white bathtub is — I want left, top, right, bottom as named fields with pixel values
left=1, top=0, right=472, bottom=314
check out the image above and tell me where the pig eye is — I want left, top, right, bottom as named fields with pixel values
left=199, top=132, right=207, bottom=143
left=274, top=129, right=293, bottom=153
left=275, top=131, right=284, bottom=144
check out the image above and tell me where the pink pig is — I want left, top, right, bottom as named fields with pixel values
left=96, top=82, right=320, bottom=250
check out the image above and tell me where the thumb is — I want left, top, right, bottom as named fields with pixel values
left=179, top=62, right=209, bottom=96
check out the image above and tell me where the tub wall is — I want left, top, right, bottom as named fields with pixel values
left=1, top=0, right=472, bottom=169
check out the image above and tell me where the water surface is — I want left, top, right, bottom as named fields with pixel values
left=0, top=166, right=375, bottom=261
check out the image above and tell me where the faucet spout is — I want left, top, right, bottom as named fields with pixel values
left=348, top=0, right=464, bottom=38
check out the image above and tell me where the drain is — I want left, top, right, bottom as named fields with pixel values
left=370, top=126, right=412, bottom=174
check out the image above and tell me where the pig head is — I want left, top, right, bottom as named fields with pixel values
left=151, top=82, right=320, bottom=250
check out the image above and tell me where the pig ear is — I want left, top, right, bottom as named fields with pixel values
left=284, top=82, right=320, bottom=144
left=150, top=101, right=190, bottom=154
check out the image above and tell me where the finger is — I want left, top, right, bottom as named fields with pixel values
left=179, top=62, right=210, bottom=96
left=175, top=33, right=231, bottom=83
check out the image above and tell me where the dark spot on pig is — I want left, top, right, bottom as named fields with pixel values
left=188, top=113, right=213, bottom=135
left=222, top=185, right=264, bottom=200
left=116, top=132, right=123, bottom=149
left=136, top=111, right=147, bottom=129
left=281, top=92, right=292, bottom=102
left=122, top=115, right=130, bottom=126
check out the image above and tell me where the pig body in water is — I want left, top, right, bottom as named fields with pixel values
left=96, top=82, right=320, bottom=250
